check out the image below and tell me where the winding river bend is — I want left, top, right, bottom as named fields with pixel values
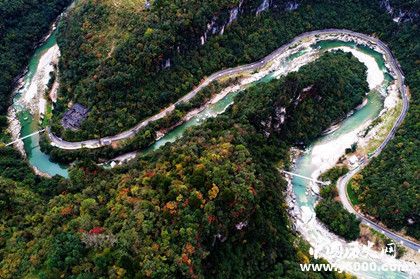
left=9, top=29, right=418, bottom=277
left=10, top=31, right=68, bottom=177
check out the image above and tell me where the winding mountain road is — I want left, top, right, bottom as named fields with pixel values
left=336, top=71, right=417, bottom=251
left=334, top=30, right=418, bottom=252
left=48, top=29, right=402, bottom=150
left=338, top=171, right=419, bottom=252
left=47, top=29, right=418, bottom=251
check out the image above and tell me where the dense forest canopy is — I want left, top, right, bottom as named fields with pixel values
left=51, top=0, right=419, bottom=238
left=0, top=51, right=365, bottom=277
left=52, top=0, right=251, bottom=139
left=0, top=0, right=72, bottom=116
left=0, top=0, right=418, bottom=277
left=315, top=166, right=361, bottom=241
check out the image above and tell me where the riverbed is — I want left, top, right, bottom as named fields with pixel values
left=8, top=31, right=68, bottom=177
left=9, top=29, right=418, bottom=277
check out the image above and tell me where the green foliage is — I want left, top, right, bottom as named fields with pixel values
left=0, top=147, right=37, bottom=185
left=0, top=0, right=72, bottom=115
left=231, top=51, right=367, bottom=145
left=320, top=166, right=349, bottom=184
left=52, top=0, right=245, bottom=140
left=345, top=143, right=357, bottom=154
left=316, top=165, right=359, bottom=241
left=315, top=199, right=361, bottom=241
left=0, top=0, right=419, bottom=277
left=44, top=232, right=86, bottom=273
left=0, top=177, right=16, bottom=212
left=0, top=51, right=364, bottom=278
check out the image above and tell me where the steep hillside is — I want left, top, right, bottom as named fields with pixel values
left=50, top=0, right=419, bottom=239
left=0, top=0, right=72, bottom=116
left=0, top=52, right=364, bottom=278
left=52, top=0, right=295, bottom=140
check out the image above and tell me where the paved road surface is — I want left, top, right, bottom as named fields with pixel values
left=47, top=29, right=418, bottom=251
left=333, top=29, right=418, bottom=251
left=338, top=171, right=419, bottom=252
left=48, top=29, right=404, bottom=150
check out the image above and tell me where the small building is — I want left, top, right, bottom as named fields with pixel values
left=348, top=155, right=358, bottom=165
left=61, top=103, right=89, bottom=131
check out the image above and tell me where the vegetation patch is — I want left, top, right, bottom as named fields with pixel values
left=315, top=198, right=361, bottom=241
left=315, top=165, right=361, bottom=241
left=0, top=51, right=367, bottom=277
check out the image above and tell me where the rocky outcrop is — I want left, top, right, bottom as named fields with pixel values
left=6, top=107, right=26, bottom=158
left=260, top=105, right=286, bottom=137
left=163, top=58, right=171, bottom=69
left=380, top=0, right=419, bottom=23
left=285, top=1, right=299, bottom=11
left=256, top=0, right=270, bottom=15
left=184, top=0, right=304, bottom=67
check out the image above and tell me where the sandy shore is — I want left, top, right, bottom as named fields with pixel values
left=19, top=44, right=60, bottom=116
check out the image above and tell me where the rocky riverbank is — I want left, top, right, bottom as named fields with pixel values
left=19, top=44, right=60, bottom=116
left=6, top=107, right=25, bottom=158
left=103, top=33, right=399, bottom=171
left=281, top=33, right=416, bottom=276
left=6, top=28, right=61, bottom=176
left=285, top=148, right=303, bottom=227
left=286, top=110, right=419, bottom=279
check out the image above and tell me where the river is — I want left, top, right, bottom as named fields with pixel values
left=10, top=30, right=417, bottom=277
left=11, top=31, right=68, bottom=177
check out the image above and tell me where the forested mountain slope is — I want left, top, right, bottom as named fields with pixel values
left=0, top=0, right=418, bottom=277
left=0, top=52, right=365, bottom=278
left=0, top=0, right=72, bottom=116
left=51, top=0, right=419, bottom=239
left=0, top=0, right=72, bottom=199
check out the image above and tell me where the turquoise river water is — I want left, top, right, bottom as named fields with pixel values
left=11, top=31, right=412, bottom=278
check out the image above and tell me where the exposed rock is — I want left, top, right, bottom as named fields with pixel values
left=380, top=0, right=393, bottom=14
left=380, top=0, right=418, bottom=23
left=273, top=106, right=286, bottom=131
left=227, top=0, right=244, bottom=25
left=163, top=58, right=171, bottom=69
left=228, top=7, right=239, bottom=25
left=145, top=0, right=151, bottom=10
left=6, top=107, right=25, bottom=158
left=235, top=221, right=248, bottom=230
left=256, top=0, right=270, bottom=15
left=285, top=1, right=299, bottom=11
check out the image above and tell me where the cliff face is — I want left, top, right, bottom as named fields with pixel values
left=158, top=0, right=302, bottom=67
left=379, top=0, right=419, bottom=22
left=197, top=0, right=300, bottom=52
left=54, top=0, right=304, bottom=139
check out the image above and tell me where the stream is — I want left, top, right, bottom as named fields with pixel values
left=10, top=29, right=417, bottom=277
left=11, top=31, right=68, bottom=177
